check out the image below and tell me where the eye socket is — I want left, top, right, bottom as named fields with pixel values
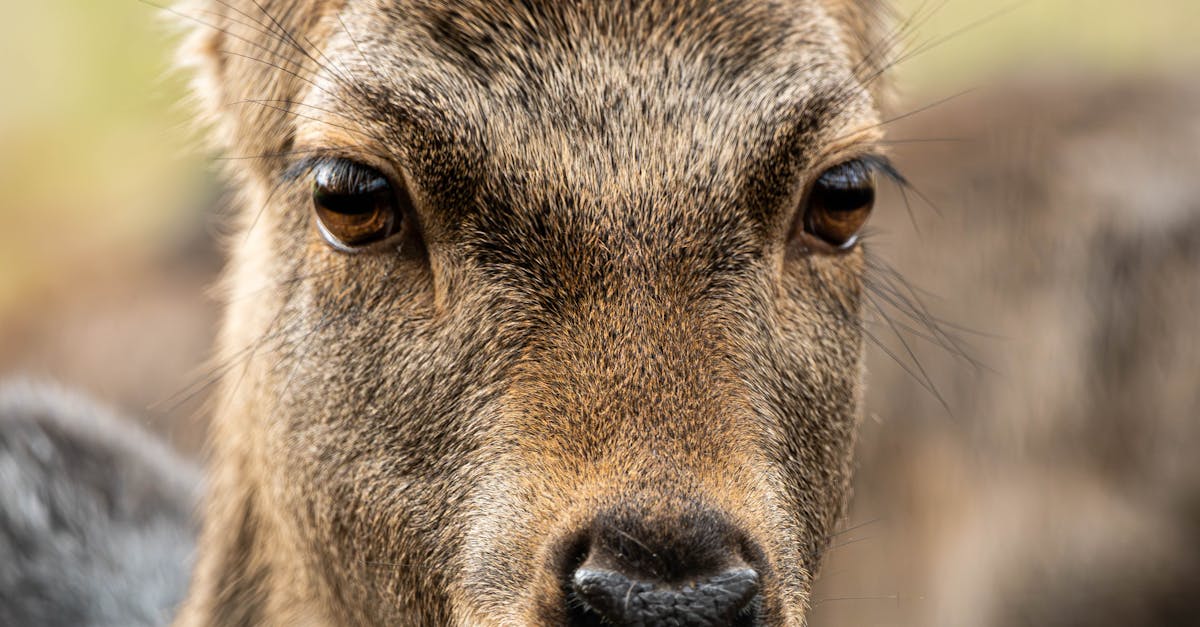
left=311, top=159, right=409, bottom=250
left=797, top=158, right=878, bottom=250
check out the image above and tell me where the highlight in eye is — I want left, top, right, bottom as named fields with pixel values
left=308, top=158, right=410, bottom=250
left=796, top=155, right=901, bottom=251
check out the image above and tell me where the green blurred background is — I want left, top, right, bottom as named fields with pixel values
left=3, top=0, right=1199, bottom=313
left=2, top=0, right=1198, bottom=314
left=0, top=2, right=200, bottom=312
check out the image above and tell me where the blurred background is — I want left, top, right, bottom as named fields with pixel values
left=1, top=1, right=1197, bottom=625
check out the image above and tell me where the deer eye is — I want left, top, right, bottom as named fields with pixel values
left=311, top=159, right=408, bottom=250
left=797, top=159, right=878, bottom=250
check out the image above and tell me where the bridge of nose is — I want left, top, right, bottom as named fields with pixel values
left=504, top=317, right=752, bottom=474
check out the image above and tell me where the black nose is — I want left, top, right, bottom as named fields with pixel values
left=572, top=566, right=759, bottom=627
left=565, top=508, right=761, bottom=626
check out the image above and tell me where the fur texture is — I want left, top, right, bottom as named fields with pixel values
left=0, top=380, right=199, bottom=627
left=173, top=1, right=896, bottom=625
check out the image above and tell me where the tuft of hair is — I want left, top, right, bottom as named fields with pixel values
left=827, top=0, right=900, bottom=108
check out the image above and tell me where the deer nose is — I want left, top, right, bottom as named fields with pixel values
left=564, top=508, right=761, bottom=626
left=571, top=566, right=759, bottom=626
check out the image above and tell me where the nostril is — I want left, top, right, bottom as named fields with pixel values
left=559, top=507, right=764, bottom=625
left=571, top=566, right=760, bottom=627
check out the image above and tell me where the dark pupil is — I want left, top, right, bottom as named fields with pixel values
left=313, top=162, right=394, bottom=246
left=814, top=163, right=874, bottom=212
left=314, top=167, right=390, bottom=215
left=315, top=185, right=389, bottom=215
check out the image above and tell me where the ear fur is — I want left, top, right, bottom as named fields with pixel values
left=174, top=0, right=344, bottom=179
left=824, top=0, right=898, bottom=110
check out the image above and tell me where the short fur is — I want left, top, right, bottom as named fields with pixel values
left=175, top=1, right=895, bottom=625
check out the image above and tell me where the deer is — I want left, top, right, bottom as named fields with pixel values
left=4, top=1, right=901, bottom=625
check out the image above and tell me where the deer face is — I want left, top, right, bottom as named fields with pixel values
left=181, top=1, right=891, bottom=625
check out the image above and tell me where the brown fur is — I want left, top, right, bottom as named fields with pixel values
left=175, top=1, right=895, bottom=625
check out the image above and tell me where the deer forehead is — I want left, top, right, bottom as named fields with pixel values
left=289, top=0, right=880, bottom=189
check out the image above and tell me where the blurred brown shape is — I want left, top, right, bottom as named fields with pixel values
left=813, top=75, right=1200, bottom=626
left=0, top=218, right=222, bottom=456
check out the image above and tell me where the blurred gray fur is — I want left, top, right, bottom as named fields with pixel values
left=0, top=380, right=198, bottom=626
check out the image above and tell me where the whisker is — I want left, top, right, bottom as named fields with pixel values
left=892, top=1, right=1024, bottom=71
left=216, top=148, right=339, bottom=162
left=145, top=0, right=382, bottom=130
left=845, top=87, right=977, bottom=143
left=337, top=14, right=390, bottom=92
left=227, top=98, right=383, bottom=136
left=146, top=1, right=340, bottom=105
left=859, top=321, right=949, bottom=413
left=811, top=593, right=900, bottom=607
left=826, top=517, right=886, bottom=541
left=212, top=47, right=361, bottom=116
left=219, top=74, right=383, bottom=141
left=877, top=137, right=972, bottom=146
left=154, top=301, right=306, bottom=415
left=247, top=0, right=358, bottom=93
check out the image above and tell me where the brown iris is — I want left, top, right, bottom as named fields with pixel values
left=312, top=159, right=406, bottom=250
left=800, top=159, right=877, bottom=250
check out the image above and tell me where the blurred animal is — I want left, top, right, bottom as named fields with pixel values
left=0, top=380, right=198, bottom=627
left=812, top=77, right=1200, bottom=627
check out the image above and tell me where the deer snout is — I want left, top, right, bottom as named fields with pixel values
left=571, top=567, right=759, bottom=627
left=562, top=507, right=762, bottom=626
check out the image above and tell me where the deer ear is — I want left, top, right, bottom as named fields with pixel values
left=173, top=0, right=336, bottom=179
left=175, top=0, right=232, bottom=152
left=824, top=0, right=898, bottom=111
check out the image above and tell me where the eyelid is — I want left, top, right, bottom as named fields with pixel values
left=313, top=160, right=389, bottom=194
left=287, top=156, right=360, bottom=183
left=817, top=160, right=874, bottom=187
left=285, top=151, right=403, bottom=185
left=842, top=154, right=906, bottom=187
left=283, top=154, right=337, bottom=182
